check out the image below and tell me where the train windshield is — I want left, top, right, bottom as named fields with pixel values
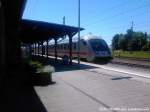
left=89, top=39, right=109, bottom=51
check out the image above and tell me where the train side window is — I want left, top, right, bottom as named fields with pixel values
left=74, top=43, right=76, bottom=50
left=68, top=44, right=70, bottom=49
left=60, top=44, right=62, bottom=49
left=58, top=45, right=60, bottom=49
left=64, top=44, right=66, bottom=50
left=63, top=44, right=65, bottom=50
left=67, top=44, right=69, bottom=49
left=61, top=44, right=63, bottom=50
left=66, top=44, right=68, bottom=49
left=59, top=44, right=61, bottom=49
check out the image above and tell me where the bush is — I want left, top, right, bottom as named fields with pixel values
left=142, top=44, right=150, bottom=51
left=29, top=60, right=55, bottom=86
left=29, top=61, right=43, bottom=72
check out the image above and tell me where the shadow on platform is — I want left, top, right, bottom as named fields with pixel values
left=32, top=55, right=98, bottom=73
left=2, top=65, right=48, bottom=112
left=111, top=76, right=132, bottom=80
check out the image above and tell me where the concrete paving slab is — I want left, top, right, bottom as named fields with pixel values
left=35, top=59, right=150, bottom=112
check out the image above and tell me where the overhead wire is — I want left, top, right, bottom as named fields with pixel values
left=84, top=2, right=150, bottom=27
left=81, top=0, right=130, bottom=21
left=93, top=12, right=148, bottom=29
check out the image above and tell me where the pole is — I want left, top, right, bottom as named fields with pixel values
left=78, top=0, right=80, bottom=64
left=0, top=0, right=6, bottom=91
left=0, top=0, right=5, bottom=71
left=63, top=16, right=66, bottom=39
left=38, top=42, right=39, bottom=55
left=131, top=21, right=134, bottom=31
left=54, top=38, right=58, bottom=62
left=63, top=16, right=65, bottom=25
left=41, top=41, right=43, bottom=56
left=46, top=39, right=49, bottom=58
left=69, top=35, right=72, bottom=65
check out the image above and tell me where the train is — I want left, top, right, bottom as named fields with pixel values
left=36, top=34, right=112, bottom=63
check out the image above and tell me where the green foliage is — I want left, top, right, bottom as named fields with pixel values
left=112, top=34, right=120, bottom=50
left=29, top=60, right=55, bottom=73
left=29, top=61, right=43, bottom=72
left=113, top=51, right=150, bottom=59
left=142, top=42, right=150, bottom=51
left=112, top=29, right=150, bottom=51
left=118, top=34, right=126, bottom=51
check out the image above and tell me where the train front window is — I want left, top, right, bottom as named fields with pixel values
left=81, top=39, right=87, bottom=46
left=89, top=39, right=109, bottom=51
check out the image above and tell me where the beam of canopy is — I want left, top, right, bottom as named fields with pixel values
left=20, top=19, right=84, bottom=43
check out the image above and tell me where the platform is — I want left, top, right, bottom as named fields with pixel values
left=35, top=59, right=150, bottom=112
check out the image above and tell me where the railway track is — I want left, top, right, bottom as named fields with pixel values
left=110, top=58, right=150, bottom=68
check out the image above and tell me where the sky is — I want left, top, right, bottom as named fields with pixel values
left=23, top=0, right=150, bottom=45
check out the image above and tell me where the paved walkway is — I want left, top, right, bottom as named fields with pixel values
left=35, top=62, right=150, bottom=112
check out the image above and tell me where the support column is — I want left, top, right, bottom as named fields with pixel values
left=41, top=41, right=44, bottom=56
left=54, top=38, right=58, bottom=62
left=38, top=42, right=39, bottom=55
left=69, top=35, right=73, bottom=65
left=35, top=43, right=36, bottom=55
left=0, top=0, right=6, bottom=89
left=32, top=44, right=34, bottom=55
left=34, top=43, right=35, bottom=55
left=46, top=39, right=49, bottom=58
left=29, top=44, right=32, bottom=57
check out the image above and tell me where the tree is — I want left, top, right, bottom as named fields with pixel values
left=118, top=34, right=126, bottom=51
left=112, top=34, right=120, bottom=50
left=133, top=32, right=147, bottom=50
left=112, top=29, right=150, bottom=51
left=125, top=29, right=134, bottom=50
left=142, top=34, right=150, bottom=51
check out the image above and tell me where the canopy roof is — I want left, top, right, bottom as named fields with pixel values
left=20, top=19, right=84, bottom=43
left=3, top=0, right=84, bottom=43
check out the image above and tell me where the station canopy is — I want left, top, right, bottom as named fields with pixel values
left=20, top=19, right=84, bottom=43
left=4, top=0, right=84, bottom=44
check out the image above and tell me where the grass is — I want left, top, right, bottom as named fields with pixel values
left=113, top=51, right=150, bottom=59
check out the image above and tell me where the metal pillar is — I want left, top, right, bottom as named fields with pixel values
left=32, top=44, right=34, bottom=55
left=41, top=41, right=44, bottom=56
left=29, top=44, right=32, bottom=57
left=38, top=42, right=39, bottom=55
left=78, top=0, right=81, bottom=64
left=34, top=43, right=36, bottom=55
left=0, top=0, right=5, bottom=69
left=35, top=43, right=36, bottom=55
left=0, top=0, right=6, bottom=89
left=46, top=39, right=49, bottom=58
left=69, top=35, right=73, bottom=65
left=54, top=38, right=58, bottom=62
